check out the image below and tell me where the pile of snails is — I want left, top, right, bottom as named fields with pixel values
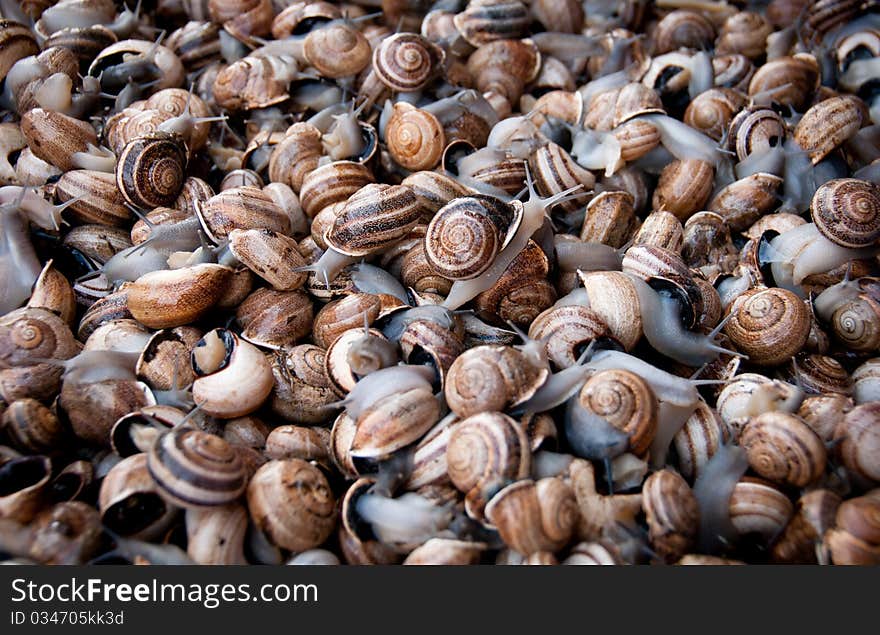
left=1, top=0, right=880, bottom=566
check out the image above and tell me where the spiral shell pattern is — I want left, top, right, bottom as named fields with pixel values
left=304, top=22, right=371, bottom=78
left=299, top=161, right=375, bottom=219
left=724, top=288, right=811, bottom=366
left=446, top=412, right=530, bottom=509
left=373, top=33, right=444, bottom=92
left=653, top=10, right=716, bottom=54
left=729, top=478, right=794, bottom=541
left=642, top=469, right=699, bottom=561
left=684, top=88, right=746, bottom=141
left=673, top=401, right=731, bottom=480
left=116, top=132, right=187, bottom=210
left=834, top=403, right=880, bottom=483
left=832, top=297, right=880, bottom=352
left=425, top=196, right=515, bottom=280
left=811, top=178, right=880, bottom=248
left=740, top=412, right=826, bottom=487
left=528, top=305, right=611, bottom=369
left=453, top=0, right=531, bottom=47
left=577, top=369, right=658, bottom=456
left=386, top=103, right=445, bottom=172
left=147, top=427, right=246, bottom=508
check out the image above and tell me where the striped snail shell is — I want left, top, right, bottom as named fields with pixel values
left=453, top=0, right=531, bottom=47
left=724, top=287, right=811, bottom=366
left=833, top=402, right=880, bottom=484
left=831, top=295, right=880, bottom=353
left=727, top=105, right=786, bottom=161
left=528, top=142, right=596, bottom=216
left=673, top=401, right=731, bottom=480
left=642, top=469, right=699, bottom=562
left=373, top=33, right=445, bottom=92
left=683, top=88, right=747, bottom=142
left=485, top=477, right=579, bottom=555
left=299, top=160, right=375, bottom=219
left=528, top=305, right=612, bottom=369
left=446, top=411, right=531, bottom=520
left=740, top=412, right=827, bottom=487
left=825, top=494, right=880, bottom=565
left=793, top=94, right=867, bottom=165
left=1, top=398, right=66, bottom=454
left=325, top=183, right=420, bottom=257
left=0, top=20, right=39, bottom=80
left=424, top=195, right=519, bottom=280
left=303, top=21, right=372, bottom=78
left=728, top=477, right=794, bottom=542
left=115, top=131, right=187, bottom=209
left=811, top=178, right=880, bottom=248
left=653, top=10, right=716, bottom=54
left=147, top=426, right=247, bottom=508
left=247, top=459, right=337, bottom=552
left=386, top=102, right=446, bottom=171
left=572, top=369, right=658, bottom=457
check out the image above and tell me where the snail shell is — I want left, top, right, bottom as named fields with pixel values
left=740, top=412, right=827, bottom=487
left=578, top=271, right=643, bottom=351
left=0, top=20, right=40, bottom=81
left=529, top=143, right=596, bottom=216
left=350, top=384, right=440, bottom=460
left=372, top=33, right=445, bottom=92
left=246, top=458, right=337, bottom=552
left=1, top=398, right=66, bottom=455
left=191, top=329, right=274, bottom=418
left=268, top=122, right=323, bottom=193
left=186, top=503, right=248, bottom=565
left=197, top=185, right=291, bottom=242
left=425, top=195, right=519, bottom=280
left=653, top=10, right=716, bottom=54
left=304, top=21, right=372, bottom=79
left=446, top=411, right=531, bottom=520
left=299, top=160, right=374, bottom=219
left=772, top=489, right=841, bottom=563
left=212, top=55, right=296, bottom=111
left=55, top=169, right=132, bottom=228
left=825, top=494, right=880, bottom=565
left=454, top=0, right=531, bottom=47
left=830, top=295, right=880, bottom=352
left=270, top=345, right=337, bottom=425
left=403, top=538, right=486, bottom=565
left=325, top=183, right=421, bottom=257
left=728, top=106, right=787, bottom=161
left=98, top=453, right=177, bottom=540
left=713, top=53, right=754, bottom=92
left=573, top=369, right=658, bottom=457
left=794, top=94, right=867, bottom=165
left=466, top=38, right=540, bottom=106
left=652, top=159, right=715, bottom=222
left=748, top=54, right=819, bottom=111
left=716, top=11, right=773, bottom=59
left=386, top=102, right=446, bottom=171
left=728, top=477, right=794, bottom=542
left=633, top=211, right=684, bottom=252
left=581, top=191, right=637, bottom=249
left=312, top=293, right=382, bottom=349
left=673, top=401, right=732, bottom=480
left=811, top=178, right=880, bottom=249
left=529, top=305, right=612, bottom=369
left=167, top=21, right=221, bottom=71
left=116, top=131, right=187, bottom=210
left=399, top=318, right=464, bottom=385
left=236, top=288, right=314, bottom=350
left=264, top=425, right=329, bottom=464
left=148, top=426, right=246, bottom=509
left=708, top=172, right=783, bottom=234
left=28, top=261, right=76, bottom=329
left=485, top=477, right=579, bottom=555
left=228, top=229, right=308, bottom=291
left=20, top=108, right=98, bottom=172
left=642, top=469, right=699, bottom=562
left=724, top=288, right=812, bottom=366
left=444, top=345, right=548, bottom=418
left=833, top=402, right=880, bottom=484
left=127, top=264, right=233, bottom=330
left=683, top=88, right=747, bottom=142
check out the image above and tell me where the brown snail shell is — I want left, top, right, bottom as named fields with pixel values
left=683, top=88, right=747, bottom=142
left=197, top=186, right=291, bottom=242
left=167, top=21, right=221, bottom=71
left=386, top=102, right=446, bottom=171
left=728, top=106, right=787, bottom=161
left=574, top=369, right=658, bottom=457
left=740, top=412, right=827, bottom=487
left=212, top=55, right=296, bottom=111
left=425, top=195, right=519, bottom=280
left=20, top=108, right=99, bottom=172
left=528, top=305, right=612, bottom=369
left=60, top=378, right=154, bottom=447
left=713, top=53, right=755, bottom=92
left=0, top=20, right=40, bottom=82
left=729, top=477, right=794, bottom=542
left=185, top=503, right=248, bottom=565
left=0, top=454, right=51, bottom=523
left=55, top=169, right=132, bottom=227
left=148, top=426, right=247, bottom=509
left=466, top=38, right=540, bottom=106
left=580, top=191, right=637, bottom=249
left=372, top=32, right=445, bottom=92
left=484, top=477, right=579, bottom=555
left=115, top=131, right=188, bottom=210
left=247, top=458, right=337, bottom=552
left=312, top=293, right=382, bottom=350
left=191, top=329, right=274, bottom=418
left=135, top=327, right=202, bottom=392
left=673, top=401, right=732, bottom=480
left=653, top=10, right=716, bottom=54
left=794, top=94, right=867, bottom=165
left=304, top=21, right=372, bottom=79
left=708, top=172, right=783, bottom=233
left=811, top=178, right=880, bottom=249
left=446, top=411, right=531, bottom=520
left=444, top=345, right=548, bottom=418
left=633, top=211, right=684, bottom=252
left=652, top=159, right=714, bottom=222
left=299, top=161, right=374, bottom=220
left=98, top=453, right=177, bottom=540
left=270, top=345, right=337, bottom=425
left=772, top=489, right=841, bottom=563
left=403, top=538, right=486, bottom=565
left=716, top=11, right=772, bottom=59
left=127, top=264, right=233, bottom=330
left=748, top=54, right=819, bottom=111
left=350, top=383, right=440, bottom=460
left=228, top=228, right=308, bottom=291
left=833, top=402, right=880, bottom=484
left=724, top=287, right=812, bottom=366
left=1, top=399, right=66, bottom=455
left=529, top=142, right=596, bottom=216
left=268, top=122, right=323, bottom=193
left=454, top=0, right=531, bottom=47
left=642, top=469, right=699, bottom=562
left=236, top=288, right=314, bottom=350
left=825, top=494, right=880, bottom=565
left=578, top=271, right=643, bottom=351
left=324, top=183, right=421, bottom=258
left=399, top=319, right=464, bottom=386
left=28, top=501, right=103, bottom=565
left=830, top=294, right=880, bottom=352
left=27, top=261, right=76, bottom=329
